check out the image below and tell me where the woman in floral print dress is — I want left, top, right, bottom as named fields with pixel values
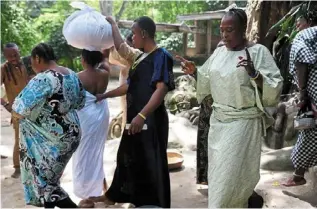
left=12, top=43, right=85, bottom=208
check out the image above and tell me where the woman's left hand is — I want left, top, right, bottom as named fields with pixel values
left=128, top=114, right=145, bottom=135
left=236, top=48, right=256, bottom=76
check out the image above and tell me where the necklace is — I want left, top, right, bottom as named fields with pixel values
left=131, top=46, right=158, bottom=70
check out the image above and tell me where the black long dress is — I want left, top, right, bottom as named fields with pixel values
left=106, top=48, right=175, bottom=208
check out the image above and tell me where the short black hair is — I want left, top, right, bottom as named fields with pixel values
left=82, top=49, right=103, bottom=67
left=3, top=43, right=19, bottom=52
left=134, top=16, right=156, bottom=39
left=4, top=43, right=18, bottom=49
left=225, top=8, right=248, bottom=34
left=31, top=43, right=56, bottom=63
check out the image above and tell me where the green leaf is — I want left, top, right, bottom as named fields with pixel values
left=266, top=2, right=304, bottom=37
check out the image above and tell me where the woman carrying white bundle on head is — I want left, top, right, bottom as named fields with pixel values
left=72, top=49, right=110, bottom=200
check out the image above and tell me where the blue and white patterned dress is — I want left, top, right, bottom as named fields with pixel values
left=12, top=69, right=85, bottom=207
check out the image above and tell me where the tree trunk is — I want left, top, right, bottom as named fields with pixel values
left=245, top=0, right=298, bottom=49
left=115, top=0, right=128, bottom=21
left=99, top=0, right=113, bottom=17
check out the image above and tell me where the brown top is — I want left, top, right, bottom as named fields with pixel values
left=109, top=43, right=143, bottom=67
left=1, top=62, right=29, bottom=104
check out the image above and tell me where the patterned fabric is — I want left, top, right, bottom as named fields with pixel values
left=289, top=26, right=317, bottom=83
left=197, top=44, right=283, bottom=207
left=196, top=94, right=213, bottom=184
left=291, top=129, right=317, bottom=169
left=289, top=26, right=317, bottom=169
left=12, top=69, right=85, bottom=207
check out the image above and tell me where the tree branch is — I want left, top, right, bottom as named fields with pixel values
left=115, top=0, right=128, bottom=21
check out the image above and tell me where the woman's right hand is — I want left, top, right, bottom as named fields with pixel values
left=175, top=55, right=196, bottom=75
left=106, top=16, right=116, bottom=26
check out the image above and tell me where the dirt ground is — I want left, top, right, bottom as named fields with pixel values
left=1, top=79, right=316, bottom=208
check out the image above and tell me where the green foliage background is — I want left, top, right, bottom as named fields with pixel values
left=1, top=0, right=247, bottom=71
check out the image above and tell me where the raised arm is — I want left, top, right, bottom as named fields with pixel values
left=106, top=17, right=142, bottom=66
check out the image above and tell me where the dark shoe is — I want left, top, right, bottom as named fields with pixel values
left=1, top=155, right=8, bottom=159
left=248, top=191, right=264, bottom=208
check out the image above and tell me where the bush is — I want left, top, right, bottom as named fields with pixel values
left=158, top=33, right=183, bottom=52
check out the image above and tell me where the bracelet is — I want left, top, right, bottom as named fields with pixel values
left=138, top=113, right=146, bottom=120
left=250, top=71, right=260, bottom=80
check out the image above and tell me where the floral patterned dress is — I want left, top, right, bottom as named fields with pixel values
left=12, top=69, right=85, bottom=207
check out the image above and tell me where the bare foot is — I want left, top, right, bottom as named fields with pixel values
left=88, top=196, right=105, bottom=203
left=88, top=195, right=115, bottom=206
left=282, top=177, right=306, bottom=187
left=199, top=181, right=208, bottom=185
left=103, top=178, right=108, bottom=193
left=11, top=168, right=20, bottom=178
left=78, top=199, right=95, bottom=208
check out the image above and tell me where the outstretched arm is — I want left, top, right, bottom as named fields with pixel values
left=96, top=83, right=128, bottom=102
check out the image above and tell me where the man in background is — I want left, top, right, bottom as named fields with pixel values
left=1, top=43, right=35, bottom=178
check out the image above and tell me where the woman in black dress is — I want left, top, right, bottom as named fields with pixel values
left=95, top=16, right=175, bottom=208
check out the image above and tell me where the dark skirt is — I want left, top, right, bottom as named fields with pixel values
left=196, top=95, right=213, bottom=184
left=106, top=105, right=171, bottom=208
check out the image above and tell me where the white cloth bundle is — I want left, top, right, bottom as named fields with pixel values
left=63, top=2, right=114, bottom=51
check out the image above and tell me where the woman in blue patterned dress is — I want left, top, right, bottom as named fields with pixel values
left=12, top=43, right=85, bottom=208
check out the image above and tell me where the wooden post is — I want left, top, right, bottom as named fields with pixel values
left=182, top=33, right=188, bottom=56
left=207, top=20, right=212, bottom=55
left=195, top=20, right=207, bottom=54
left=228, top=0, right=235, bottom=6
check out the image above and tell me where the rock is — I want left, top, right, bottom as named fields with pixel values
left=308, top=166, right=317, bottom=191
left=165, top=75, right=198, bottom=115
left=264, top=95, right=299, bottom=149
left=260, top=147, right=294, bottom=171
left=168, top=128, right=183, bottom=149
left=170, top=116, right=197, bottom=151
